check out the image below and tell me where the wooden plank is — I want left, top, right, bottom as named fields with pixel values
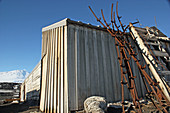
left=112, top=38, right=122, bottom=100
left=5, top=98, right=20, bottom=102
left=158, top=38, right=170, bottom=43
left=60, top=26, right=64, bottom=113
left=57, top=27, right=61, bottom=113
left=44, top=30, right=50, bottom=113
left=166, top=60, right=170, bottom=62
left=138, top=32, right=148, bottom=38
left=49, top=29, right=53, bottom=113
left=108, top=35, right=118, bottom=101
left=43, top=31, right=48, bottom=113
left=101, top=32, right=109, bottom=99
left=132, top=53, right=143, bottom=98
left=67, top=25, right=76, bottom=110
left=42, top=18, right=67, bottom=32
left=148, top=38, right=158, bottom=41
left=90, top=29, right=95, bottom=96
left=93, top=29, right=100, bottom=95
left=20, top=84, right=24, bottom=102
left=53, top=28, right=58, bottom=113
left=152, top=50, right=169, bottom=57
left=50, top=29, right=55, bottom=113
left=40, top=53, right=47, bottom=111
left=77, top=26, right=87, bottom=109
left=132, top=38, right=146, bottom=97
left=84, top=27, right=91, bottom=98
left=134, top=27, right=147, bottom=33
left=159, top=71, right=170, bottom=76
left=105, top=32, right=113, bottom=101
left=47, top=29, right=53, bottom=113
left=64, top=26, right=68, bottom=113
left=144, top=42, right=160, bottom=46
left=88, top=28, right=95, bottom=96
left=75, top=26, right=79, bottom=110
left=97, top=31, right=105, bottom=96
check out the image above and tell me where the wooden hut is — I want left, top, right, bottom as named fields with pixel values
left=40, top=18, right=148, bottom=113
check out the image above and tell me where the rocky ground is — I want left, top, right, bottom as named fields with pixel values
left=107, top=101, right=170, bottom=113
left=0, top=100, right=169, bottom=113
left=0, top=101, right=41, bottom=113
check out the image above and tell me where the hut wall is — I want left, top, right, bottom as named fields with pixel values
left=40, top=18, right=148, bottom=112
left=20, top=62, right=41, bottom=102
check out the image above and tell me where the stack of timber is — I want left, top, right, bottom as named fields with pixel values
left=0, top=82, right=21, bottom=104
left=40, top=18, right=151, bottom=113
left=130, top=24, right=170, bottom=99
left=20, top=62, right=41, bottom=103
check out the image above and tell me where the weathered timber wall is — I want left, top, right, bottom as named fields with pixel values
left=40, top=18, right=149, bottom=113
left=0, top=82, right=21, bottom=104
left=20, top=62, right=41, bottom=102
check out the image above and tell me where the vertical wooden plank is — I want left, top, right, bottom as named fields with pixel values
left=77, top=26, right=81, bottom=109
left=138, top=50, right=146, bottom=97
left=101, top=31, right=110, bottom=100
left=53, top=28, right=58, bottom=113
left=88, top=29, right=95, bottom=95
left=67, top=24, right=76, bottom=110
left=112, top=38, right=121, bottom=101
left=44, top=30, right=50, bottom=113
left=50, top=29, right=55, bottom=113
left=40, top=54, right=47, bottom=111
left=57, top=27, right=61, bottom=113
left=64, top=26, right=68, bottom=113
left=92, top=29, right=100, bottom=95
left=77, top=26, right=87, bottom=109
left=47, top=29, right=53, bottom=113
left=134, top=44, right=146, bottom=97
left=84, top=27, right=91, bottom=97
left=43, top=31, right=47, bottom=113
left=97, top=31, right=105, bottom=96
left=133, top=47, right=142, bottom=97
left=75, top=26, right=79, bottom=110
left=40, top=32, right=46, bottom=111
left=105, top=32, right=113, bottom=101
left=108, top=35, right=117, bottom=101
left=20, top=84, right=24, bottom=102
left=49, top=29, right=53, bottom=113
left=46, top=29, right=52, bottom=113
left=60, top=26, right=64, bottom=113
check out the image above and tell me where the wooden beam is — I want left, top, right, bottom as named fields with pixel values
left=152, top=50, right=169, bottom=57
left=159, top=71, right=170, bottom=76
left=134, top=27, right=147, bottom=33
left=144, top=42, right=160, bottom=46
left=129, top=23, right=170, bottom=101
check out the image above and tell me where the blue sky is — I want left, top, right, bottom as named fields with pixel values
left=0, top=0, right=170, bottom=72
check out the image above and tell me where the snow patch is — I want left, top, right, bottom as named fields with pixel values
left=0, top=70, right=29, bottom=83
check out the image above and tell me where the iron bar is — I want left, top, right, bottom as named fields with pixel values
left=89, top=2, right=169, bottom=112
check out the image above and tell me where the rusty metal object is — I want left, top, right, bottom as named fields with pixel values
left=116, top=2, right=125, bottom=33
left=89, top=2, right=169, bottom=113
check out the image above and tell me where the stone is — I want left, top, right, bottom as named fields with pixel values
left=84, top=96, right=107, bottom=113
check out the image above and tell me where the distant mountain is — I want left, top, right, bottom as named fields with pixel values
left=0, top=70, right=29, bottom=83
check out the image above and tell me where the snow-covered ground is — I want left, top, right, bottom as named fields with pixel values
left=0, top=70, right=29, bottom=83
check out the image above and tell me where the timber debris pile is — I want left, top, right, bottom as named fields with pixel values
left=89, top=1, right=170, bottom=113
